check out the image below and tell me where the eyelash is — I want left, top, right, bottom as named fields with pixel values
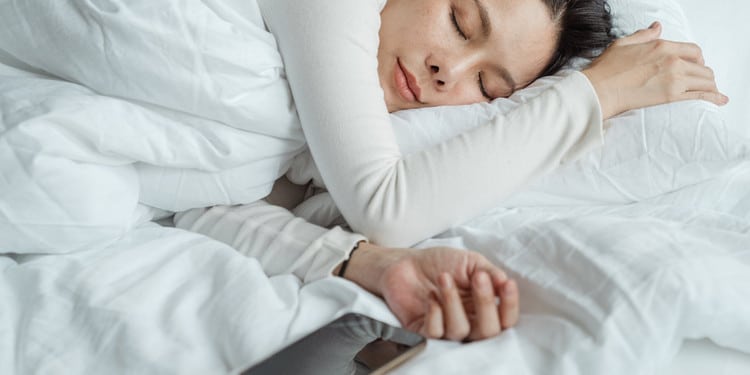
left=478, top=73, right=492, bottom=100
left=452, top=8, right=491, bottom=100
left=450, top=9, right=468, bottom=40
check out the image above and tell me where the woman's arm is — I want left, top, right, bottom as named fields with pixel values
left=258, top=0, right=604, bottom=247
left=174, top=201, right=365, bottom=283
left=258, top=1, right=724, bottom=248
left=175, top=200, right=520, bottom=341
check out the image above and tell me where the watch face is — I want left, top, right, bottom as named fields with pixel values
left=242, top=313, right=425, bottom=375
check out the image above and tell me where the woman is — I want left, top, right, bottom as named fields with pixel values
left=245, top=0, right=726, bottom=341
left=0, top=0, right=725, bottom=345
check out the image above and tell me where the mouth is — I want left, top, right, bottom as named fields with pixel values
left=394, top=58, right=422, bottom=103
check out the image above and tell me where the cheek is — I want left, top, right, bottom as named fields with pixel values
left=389, top=5, right=450, bottom=51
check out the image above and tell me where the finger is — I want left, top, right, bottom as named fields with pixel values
left=617, top=21, right=662, bottom=46
left=421, top=296, right=444, bottom=339
left=499, top=279, right=520, bottom=329
left=489, top=267, right=508, bottom=285
left=684, top=62, right=716, bottom=82
left=473, top=254, right=508, bottom=284
left=683, top=76, right=721, bottom=95
left=438, top=273, right=471, bottom=341
left=681, top=90, right=730, bottom=106
left=468, top=271, right=502, bottom=341
left=667, top=41, right=705, bottom=65
left=676, top=72, right=728, bottom=104
left=653, top=40, right=705, bottom=65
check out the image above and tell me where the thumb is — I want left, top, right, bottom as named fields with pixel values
left=617, top=21, right=662, bottom=46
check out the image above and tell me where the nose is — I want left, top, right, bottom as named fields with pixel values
left=427, top=50, right=481, bottom=92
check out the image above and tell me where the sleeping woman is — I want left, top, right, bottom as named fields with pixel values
left=216, top=0, right=725, bottom=341
left=0, top=0, right=726, bottom=344
left=177, top=0, right=726, bottom=342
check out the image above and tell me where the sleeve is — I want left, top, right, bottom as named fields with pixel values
left=257, top=0, right=605, bottom=247
left=173, top=201, right=366, bottom=283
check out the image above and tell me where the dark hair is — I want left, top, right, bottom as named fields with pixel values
left=540, top=0, right=616, bottom=77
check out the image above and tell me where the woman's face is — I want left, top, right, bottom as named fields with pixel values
left=378, top=0, right=558, bottom=112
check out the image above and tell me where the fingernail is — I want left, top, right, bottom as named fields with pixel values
left=723, top=95, right=730, bottom=104
left=649, top=21, right=660, bottom=29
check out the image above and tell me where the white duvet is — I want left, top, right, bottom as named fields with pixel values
left=1, top=0, right=749, bottom=375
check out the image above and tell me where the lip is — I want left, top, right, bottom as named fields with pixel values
left=394, top=58, right=422, bottom=103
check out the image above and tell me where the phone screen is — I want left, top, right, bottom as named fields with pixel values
left=241, top=313, right=426, bottom=375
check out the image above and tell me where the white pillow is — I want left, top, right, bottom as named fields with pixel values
left=679, top=0, right=750, bottom=139
left=390, top=0, right=750, bottom=206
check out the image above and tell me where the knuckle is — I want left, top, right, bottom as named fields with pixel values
left=666, top=55, right=682, bottom=68
left=667, top=71, right=682, bottom=84
left=470, top=252, right=487, bottom=262
left=473, top=281, right=495, bottom=306
left=496, top=271, right=508, bottom=282
left=653, top=39, right=667, bottom=51
left=475, top=290, right=496, bottom=305
left=690, top=43, right=703, bottom=56
left=706, top=67, right=716, bottom=79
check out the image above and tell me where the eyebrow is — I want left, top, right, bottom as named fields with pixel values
left=472, top=0, right=517, bottom=93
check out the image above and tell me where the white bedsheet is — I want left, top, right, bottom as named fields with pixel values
left=3, top=164, right=748, bottom=374
left=1, top=0, right=749, bottom=374
left=393, top=162, right=750, bottom=374
left=0, top=224, right=395, bottom=373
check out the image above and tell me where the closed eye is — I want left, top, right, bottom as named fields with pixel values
left=478, top=72, right=492, bottom=100
left=451, top=8, right=468, bottom=40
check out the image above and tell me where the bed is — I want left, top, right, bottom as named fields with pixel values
left=1, top=0, right=749, bottom=374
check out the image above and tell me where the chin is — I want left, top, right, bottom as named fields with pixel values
left=385, top=94, right=406, bottom=113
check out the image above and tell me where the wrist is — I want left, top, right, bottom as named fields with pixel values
left=337, top=242, right=409, bottom=297
left=582, top=69, right=620, bottom=120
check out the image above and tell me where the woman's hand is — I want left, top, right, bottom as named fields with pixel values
left=338, top=243, right=519, bottom=341
left=583, top=22, right=729, bottom=119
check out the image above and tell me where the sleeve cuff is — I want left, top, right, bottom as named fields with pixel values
left=303, top=226, right=367, bottom=283
left=559, top=70, right=606, bottom=165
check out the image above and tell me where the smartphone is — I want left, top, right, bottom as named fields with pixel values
left=241, top=313, right=426, bottom=375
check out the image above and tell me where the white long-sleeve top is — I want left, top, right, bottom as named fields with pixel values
left=256, top=0, right=604, bottom=247
left=0, top=0, right=602, bottom=283
left=175, top=0, right=604, bottom=283
left=174, top=201, right=366, bottom=283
